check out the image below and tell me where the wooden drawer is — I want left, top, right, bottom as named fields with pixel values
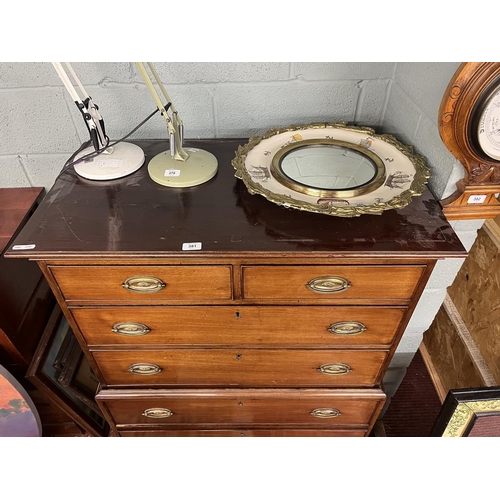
left=242, top=265, right=424, bottom=301
left=72, top=305, right=406, bottom=347
left=117, top=428, right=368, bottom=437
left=97, top=388, right=386, bottom=427
left=50, top=265, right=232, bottom=302
left=92, top=349, right=388, bottom=387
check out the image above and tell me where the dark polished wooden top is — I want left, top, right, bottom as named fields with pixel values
left=0, top=187, right=44, bottom=255
left=6, top=140, right=466, bottom=260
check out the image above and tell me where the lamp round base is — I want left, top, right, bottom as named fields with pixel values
left=148, top=148, right=218, bottom=187
left=74, top=142, right=145, bottom=180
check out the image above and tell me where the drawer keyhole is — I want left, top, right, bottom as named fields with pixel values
left=235, top=311, right=241, bottom=319
left=236, top=353, right=242, bottom=360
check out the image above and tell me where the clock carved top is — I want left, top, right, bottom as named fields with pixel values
left=438, top=62, right=500, bottom=220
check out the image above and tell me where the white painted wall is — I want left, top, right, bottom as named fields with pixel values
left=0, top=62, right=482, bottom=400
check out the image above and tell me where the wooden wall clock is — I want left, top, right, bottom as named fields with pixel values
left=439, top=62, right=500, bottom=219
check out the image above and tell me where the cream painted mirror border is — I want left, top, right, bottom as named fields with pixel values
left=232, top=122, right=430, bottom=217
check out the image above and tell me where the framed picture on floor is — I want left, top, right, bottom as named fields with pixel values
left=0, top=364, right=42, bottom=437
left=26, top=305, right=108, bottom=437
left=431, top=387, right=500, bottom=437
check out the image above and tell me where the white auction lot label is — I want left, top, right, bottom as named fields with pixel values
left=12, top=244, right=36, bottom=250
left=165, top=169, right=181, bottom=177
left=467, top=194, right=487, bottom=204
left=182, top=242, right=202, bottom=251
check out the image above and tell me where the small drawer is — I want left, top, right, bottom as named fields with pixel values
left=242, top=265, right=425, bottom=301
left=117, top=428, right=368, bottom=437
left=72, top=305, right=406, bottom=347
left=92, top=349, right=388, bottom=387
left=97, top=388, right=386, bottom=427
left=50, top=265, right=232, bottom=302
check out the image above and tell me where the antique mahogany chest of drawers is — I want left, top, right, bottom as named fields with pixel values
left=6, top=139, right=466, bottom=437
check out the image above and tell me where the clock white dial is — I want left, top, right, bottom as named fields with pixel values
left=478, top=84, right=500, bottom=161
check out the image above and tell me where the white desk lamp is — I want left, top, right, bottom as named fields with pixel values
left=135, top=62, right=218, bottom=187
left=52, top=62, right=145, bottom=180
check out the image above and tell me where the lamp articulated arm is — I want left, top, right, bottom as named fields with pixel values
left=135, top=62, right=188, bottom=162
left=51, top=62, right=145, bottom=181
left=52, top=62, right=109, bottom=152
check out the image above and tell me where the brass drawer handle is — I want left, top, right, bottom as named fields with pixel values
left=142, top=408, right=173, bottom=419
left=318, top=363, right=351, bottom=375
left=328, top=321, right=366, bottom=336
left=306, top=276, right=351, bottom=294
left=128, top=363, right=162, bottom=375
left=311, top=408, right=341, bottom=418
left=112, top=322, right=151, bottom=336
left=122, top=276, right=166, bottom=293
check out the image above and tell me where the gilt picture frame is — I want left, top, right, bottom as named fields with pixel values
left=431, top=387, right=500, bottom=437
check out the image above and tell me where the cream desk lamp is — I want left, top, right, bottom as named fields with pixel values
left=52, top=62, right=145, bottom=180
left=135, top=62, right=218, bottom=187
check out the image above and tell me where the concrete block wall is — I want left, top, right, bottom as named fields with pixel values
left=0, top=62, right=396, bottom=191
left=380, top=62, right=485, bottom=399
left=0, top=61, right=482, bottom=400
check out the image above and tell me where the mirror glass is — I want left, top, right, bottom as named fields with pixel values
left=280, top=145, right=377, bottom=190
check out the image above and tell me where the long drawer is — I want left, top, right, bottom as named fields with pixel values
left=96, top=388, right=386, bottom=427
left=242, top=265, right=425, bottom=301
left=118, top=428, right=368, bottom=437
left=49, top=265, right=232, bottom=302
left=72, top=305, right=406, bottom=347
left=92, top=349, right=388, bottom=387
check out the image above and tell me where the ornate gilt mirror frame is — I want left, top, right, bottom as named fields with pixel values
left=439, top=62, right=500, bottom=220
left=232, top=122, right=429, bottom=218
